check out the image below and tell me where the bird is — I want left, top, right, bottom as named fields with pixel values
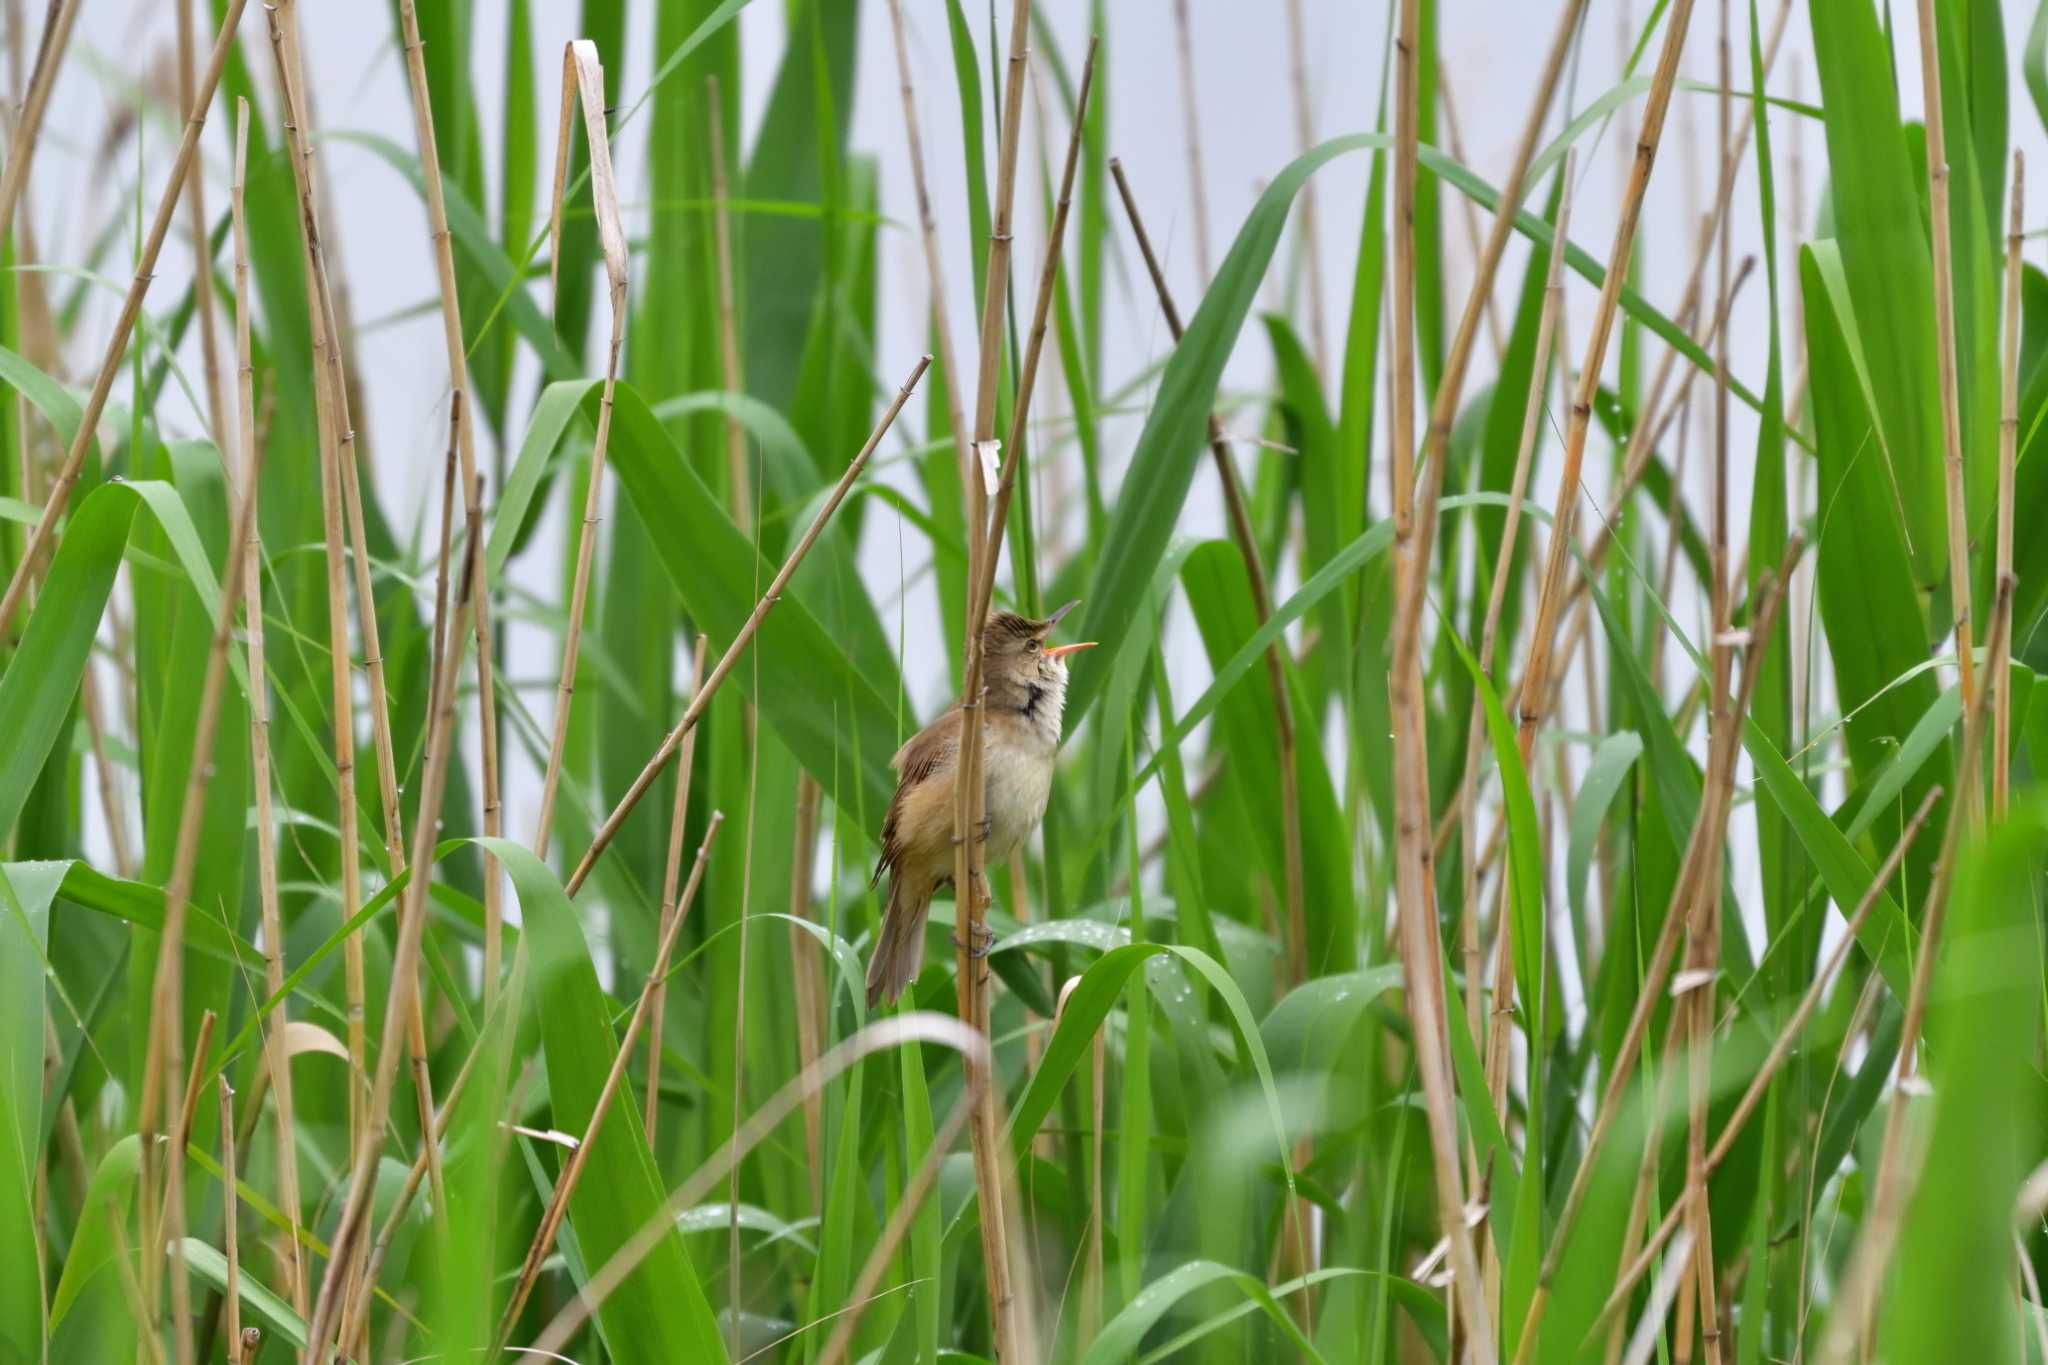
left=865, top=600, right=1095, bottom=1006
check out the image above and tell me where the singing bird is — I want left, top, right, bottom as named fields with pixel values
left=865, top=601, right=1095, bottom=1006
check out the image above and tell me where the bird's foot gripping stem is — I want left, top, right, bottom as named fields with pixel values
left=953, top=918, right=997, bottom=959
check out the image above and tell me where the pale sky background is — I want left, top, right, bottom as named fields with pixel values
left=36, top=1, right=2041, bottom=979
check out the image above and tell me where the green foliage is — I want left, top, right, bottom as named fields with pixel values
left=13, top=4, right=2048, bottom=1362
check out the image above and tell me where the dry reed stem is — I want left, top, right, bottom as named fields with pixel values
left=303, top=481, right=483, bottom=1361
left=533, top=38, right=631, bottom=860
left=1281, top=0, right=1327, bottom=375
left=496, top=814, right=727, bottom=1347
left=1387, top=0, right=1491, bottom=1350
left=884, top=0, right=974, bottom=502
left=218, top=1077, right=240, bottom=1355
left=1469, top=151, right=1578, bottom=1107
left=173, top=0, right=228, bottom=447
left=1391, top=0, right=1596, bottom=1353
left=0, top=0, right=243, bottom=646
left=261, top=10, right=371, bottom=1260
left=1590, top=786, right=1944, bottom=1335
left=951, top=3, right=1039, bottom=1353
left=1434, top=63, right=1507, bottom=359
left=396, top=0, right=507, bottom=997
left=1109, top=155, right=1308, bottom=990
left=1678, top=25, right=1741, bottom=1360
left=1511, top=531, right=1799, bottom=1364
left=707, top=74, right=749, bottom=527
left=132, top=195, right=273, bottom=1328
left=567, top=354, right=928, bottom=894
left=645, top=639, right=709, bottom=1146
left=785, top=771, right=826, bottom=1210
left=272, top=6, right=407, bottom=889
left=79, top=666, right=133, bottom=877
left=229, top=97, right=302, bottom=1317
left=0, top=0, right=75, bottom=333
left=520, top=1015, right=991, bottom=1363
left=1996, top=152, right=2022, bottom=816
left=1816, top=588, right=2009, bottom=1365
left=1915, top=0, right=1977, bottom=713
left=1168, top=0, right=1212, bottom=281
left=815, top=1094, right=976, bottom=1365
left=235, top=1327, right=259, bottom=1365
left=108, top=1200, right=167, bottom=1365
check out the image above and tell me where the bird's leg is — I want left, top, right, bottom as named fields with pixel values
left=951, top=875, right=998, bottom=958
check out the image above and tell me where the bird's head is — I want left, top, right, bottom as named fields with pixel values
left=981, top=599, right=1095, bottom=725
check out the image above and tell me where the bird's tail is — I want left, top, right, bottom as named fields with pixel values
left=865, top=873, right=934, bottom=1008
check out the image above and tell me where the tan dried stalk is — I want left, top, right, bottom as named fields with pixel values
left=1281, top=0, right=1327, bottom=374
left=79, top=667, right=133, bottom=877
left=566, top=354, right=928, bottom=894
left=707, top=74, right=749, bottom=525
left=644, top=639, right=709, bottom=1145
left=132, top=259, right=271, bottom=1318
left=496, top=814, right=727, bottom=1347
left=1169, top=0, right=1213, bottom=281
left=1463, top=154, right=1573, bottom=1088
left=533, top=39, right=631, bottom=859
left=227, top=98, right=303, bottom=1316
left=303, top=482, right=482, bottom=1361
left=949, top=24, right=1097, bottom=1359
left=396, top=0, right=506, bottom=1001
left=1915, top=0, right=1977, bottom=712
left=1387, top=0, right=1593, bottom=1350
left=174, top=0, right=229, bottom=446
left=883, top=0, right=974, bottom=500
left=272, top=4, right=406, bottom=885
left=786, top=771, right=826, bottom=1209
left=1590, top=786, right=1943, bottom=1333
left=0, top=0, right=242, bottom=646
left=217, top=1077, right=240, bottom=1354
left=1995, top=152, right=2022, bottom=816
left=261, top=7, right=371, bottom=1230
left=1511, top=532, right=1800, bottom=1364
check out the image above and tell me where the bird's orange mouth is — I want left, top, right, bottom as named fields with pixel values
left=1044, top=641, right=1097, bottom=660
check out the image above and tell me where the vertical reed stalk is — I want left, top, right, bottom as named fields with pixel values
left=1465, top=152, right=1574, bottom=1086
left=132, top=207, right=270, bottom=1336
left=217, top=1077, right=240, bottom=1356
left=644, top=640, right=709, bottom=1146
left=396, top=0, right=506, bottom=1002
left=229, top=97, right=303, bottom=1317
left=1169, top=0, right=1212, bottom=281
left=1995, top=152, right=2021, bottom=817
left=1281, top=0, right=1328, bottom=374
left=173, top=0, right=229, bottom=446
left=1914, top=0, right=1977, bottom=712
left=262, top=9, right=370, bottom=1245
left=0, top=0, right=243, bottom=647
left=884, top=0, right=974, bottom=499
left=951, top=3, right=1039, bottom=1354
left=533, top=39, right=631, bottom=860
left=304, top=476, right=484, bottom=1361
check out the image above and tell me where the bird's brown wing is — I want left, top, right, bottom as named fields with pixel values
left=874, top=708, right=959, bottom=887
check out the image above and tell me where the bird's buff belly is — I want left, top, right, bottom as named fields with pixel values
left=983, top=746, right=1053, bottom=864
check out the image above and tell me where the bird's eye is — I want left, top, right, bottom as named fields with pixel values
left=1027, top=638, right=1041, bottom=651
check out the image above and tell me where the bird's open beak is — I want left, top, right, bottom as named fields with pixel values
left=1045, top=640, right=1097, bottom=660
